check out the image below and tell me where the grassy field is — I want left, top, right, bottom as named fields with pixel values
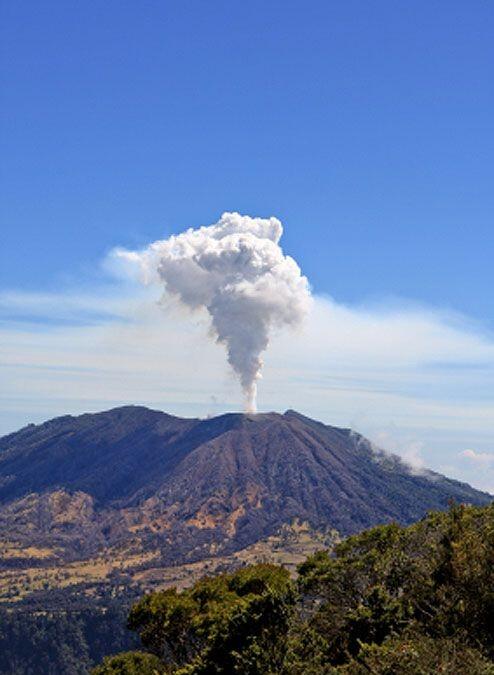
left=0, top=520, right=338, bottom=605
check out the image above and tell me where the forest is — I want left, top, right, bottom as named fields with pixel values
left=91, top=502, right=494, bottom=674
left=1, top=502, right=492, bottom=674
left=0, top=602, right=137, bottom=675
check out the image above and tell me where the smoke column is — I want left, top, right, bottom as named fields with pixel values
left=116, top=212, right=311, bottom=412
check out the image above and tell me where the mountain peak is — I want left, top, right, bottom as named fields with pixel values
left=0, top=406, right=490, bottom=564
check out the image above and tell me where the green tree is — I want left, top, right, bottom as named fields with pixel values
left=92, top=651, right=166, bottom=674
left=125, top=563, right=295, bottom=674
left=93, top=504, right=494, bottom=674
left=337, top=634, right=494, bottom=675
left=296, top=503, right=494, bottom=666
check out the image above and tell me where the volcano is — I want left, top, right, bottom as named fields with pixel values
left=0, top=406, right=490, bottom=566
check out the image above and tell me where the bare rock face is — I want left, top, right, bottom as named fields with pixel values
left=0, top=406, right=491, bottom=563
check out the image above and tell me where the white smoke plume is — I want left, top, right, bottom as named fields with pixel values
left=115, top=212, right=312, bottom=412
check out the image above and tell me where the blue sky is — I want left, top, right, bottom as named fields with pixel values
left=1, top=2, right=493, bottom=489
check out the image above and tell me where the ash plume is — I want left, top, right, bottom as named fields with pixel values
left=116, top=212, right=311, bottom=411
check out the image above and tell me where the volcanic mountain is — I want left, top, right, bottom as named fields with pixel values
left=0, top=406, right=490, bottom=568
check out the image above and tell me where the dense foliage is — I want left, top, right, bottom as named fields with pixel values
left=121, top=564, right=294, bottom=675
left=0, top=604, right=138, bottom=675
left=92, top=652, right=164, bottom=675
left=94, top=503, right=494, bottom=674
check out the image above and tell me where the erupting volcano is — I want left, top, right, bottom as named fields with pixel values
left=113, top=212, right=311, bottom=412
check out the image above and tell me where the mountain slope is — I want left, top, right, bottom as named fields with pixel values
left=0, top=406, right=490, bottom=566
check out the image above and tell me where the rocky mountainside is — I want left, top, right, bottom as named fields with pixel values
left=0, top=406, right=491, bottom=568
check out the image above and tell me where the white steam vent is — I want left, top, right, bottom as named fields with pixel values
left=116, top=212, right=311, bottom=412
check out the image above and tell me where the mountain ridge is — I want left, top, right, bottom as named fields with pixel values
left=1, top=405, right=490, bottom=562
left=0, top=404, right=491, bottom=612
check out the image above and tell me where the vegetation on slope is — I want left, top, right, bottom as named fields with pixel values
left=93, top=502, right=494, bottom=675
left=0, top=602, right=138, bottom=675
left=2, top=407, right=490, bottom=569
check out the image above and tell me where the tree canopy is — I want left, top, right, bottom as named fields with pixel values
left=94, top=503, right=494, bottom=674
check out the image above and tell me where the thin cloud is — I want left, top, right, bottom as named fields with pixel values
left=1, top=281, right=493, bottom=495
left=460, top=449, right=494, bottom=465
